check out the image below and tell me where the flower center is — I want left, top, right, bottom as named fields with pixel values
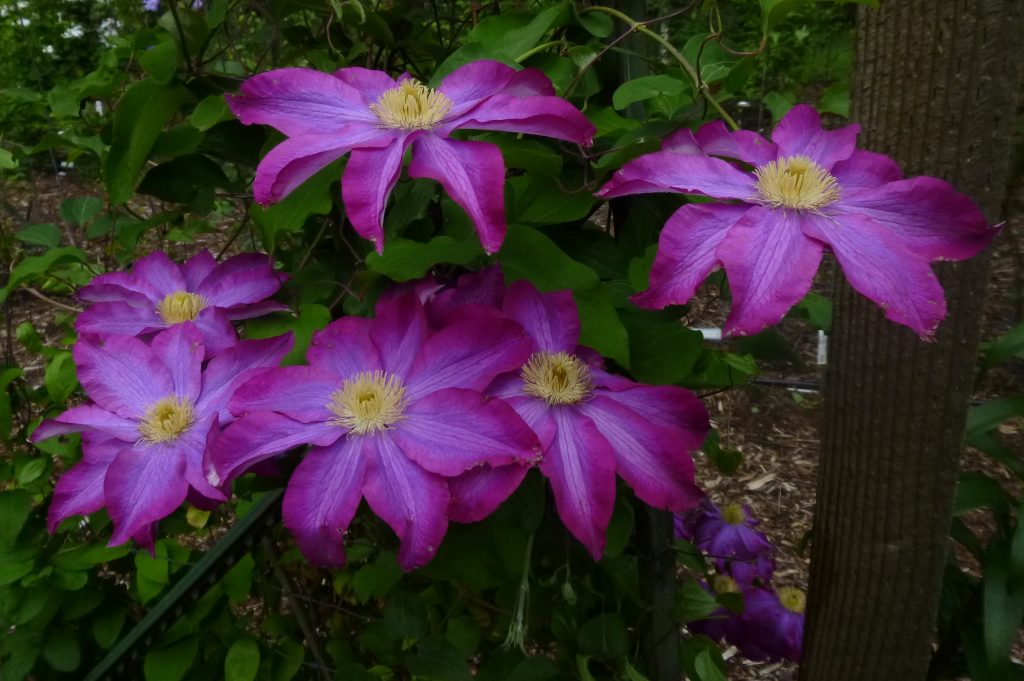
left=521, top=352, right=593, bottom=406
left=778, top=586, right=806, bottom=614
left=157, top=291, right=207, bottom=324
left=138, top=396, right=195, bottom=444
left=722, top=503, right=747, bottom=525
left=754, top=155, right=840, bottom=211
left=711, top=574, right=739, bottom=594
left=328, top=370, right=408, bottom=434
left=370, top=80, right=453, bottom=131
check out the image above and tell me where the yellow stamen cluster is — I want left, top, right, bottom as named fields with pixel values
left=138, top=396, right=195, bottom=444
left=521, top=352, right=593, bottom=406
left=328, top=370, right=408, bottom=434
left=778, top=586, right=806, bottom=614
left=370, top=80, right=453, bottom=130
left=754, top=155, right=840, bottom=211
left=711, top=574, right=740, bottom=595
left=722, top=503, right=747, bottom=525
left=157, top=291, right=207, bottom=324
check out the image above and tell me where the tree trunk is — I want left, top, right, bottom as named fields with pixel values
left=800, top=3, right=1023, bottom=681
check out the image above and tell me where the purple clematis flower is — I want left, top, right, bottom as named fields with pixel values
left=227, top=60, right=596, bottom=254
left=738, top=586, right=805, bottom=662
left=76, top=250, right=288, bottom=356
left=447, top=278, right=709, bottom=559
left=597, top=105, right=996, bottom=338
left=34, top=324, right=293, bottom=548
left=690, top=499, right=774, bottom=586
left=208, top=293, right=540, bottom=570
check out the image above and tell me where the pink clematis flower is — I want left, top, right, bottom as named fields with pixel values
left=208, top=293, right=540, bottom=570
left=597, top=105, right=996, bottom=338
left=227, top=60, right=596, bottom=254
left=76, top=250, right=288, bottom=356
left=33, top=324, right=293, bottom=549
left=445, top=277, right=709, bottom=559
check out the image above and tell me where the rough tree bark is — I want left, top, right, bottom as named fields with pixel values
left=801, top=3, right=1023, bottom=680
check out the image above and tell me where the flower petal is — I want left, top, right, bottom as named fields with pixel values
left=370, top=293, right=429, bottom=380
left=228, top=365, right=338, bottom=423
left=363, top=432, right=450, bottom=570
left=105, top=443, right=189, bottom=546
left=74, top=335, right=173, bottom=418
left=47, top=438, right=122, bottom=532
left=150, top=323, right=204, bottom=402
left=439, top=62, right=554, bottom=109
left=209, top=412, right=342, bottom=484
left=580, top=395, right=702, bottom=512
left=333, top=66, right=397, bottom=103
left=182, top=250, right=217, bottom=290
left=227, top=68, right=379, bottom=136
left=184, top=416, right=227, bottom=502
left=716, top=206, right=823, bottom=335
left=197, top=333, right=294, bottom=422
left=541, top=408, right=617, bottom=559
left=78, top=271, right=157, bottom=304
left=75, top=302, right=161, bottom=337
left=595, top=383, right=709, bottom=450
left=393, top=388, right=540, bottom=476
left=342, top=136, right=411, bottom=253
left=309, top=316, right=383, bottom=379
left=191, top=307, right=238, bottom=357
left=32, top=404, right=140, bottom=443
left=829, top=150, right=902, bottom=189
left=283, top=436, right=368, bottom=567
left=833, top=176, right=994, bottom=261
left=196, top=253, right=285, bottom=309
left=596, top=151, right=757, bottom=201
left=632, top=203, right=748, bottom=309
left=408, top=135, right=507, bottom=254
left=131, top=251, right=187, bottom=296
left=447, top=94, right=595, bottom=145
left=251, top=127, right=384, bottom=205
left=448, top=464, right=530, bottom=523
left=693, top=120, right=778, bottom=167
left=222, top=300, right=291, bottom=321
left=404, top=316, right=532, bottom=400
left=770, top=104, right=859, bottom=170
left=801, top=211, right=947, bottom=338
left=502, top=280, right=578, bottom=353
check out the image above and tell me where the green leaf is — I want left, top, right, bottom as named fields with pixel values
left=675, top=581, right=720, bottom=623
left=575, top=285, right=629, bottom=367
left=967, top=397, right=1024, bottom=441
left=500, top=225, right=599, bottom=292
left=366, top=235, right=483, bottom=282
left=139, top=39, right=180, bottom=84
left=270, top=639, right=304, bottom=681
left=222, top=553, right=254, bottom=604
left=93, top=607, right=126, bottom=649
left=382, top=592, right=429, bottom=640
left=225, top=637, right=260, bottom=681
left=759, top=0, right=804, bottom=30
left=446, top=616, right=481, bottom=656
left=16, top=458, right=47, bottom=485
left=621, top=309, right=703, bottom=384
left=351, top=551, right=403, bottom=603
left=577, top=9, right=613, bottom=37
left=0, top=490, right=33, bottom=545
left=251, top=161, right=340, bottom=248
left=577, top=613, right=629, bottom=657
left=701, top=430, right=743, bottom=475
left=190, top=94, right=233, bottom=130
left=406, top=638, right=472, bottom=681
left=982, top=323, right=1024, bottom=369
left=42, top=629, right=80, bottom=672
left=0, top=367, right=21, bottom=441
left=137, top=154, right=229, bottom=212
left=623, top=661, right=652, bottom=681
left=0, top=633, right=39, bottom=681
left=983, top=544, right=1024, bottom=671
left=0, top=247, right=87, bottom=303
left=763, top=90, right=797, bottom=121
left=818, top=82, right=850, bottom=118
left=16, top=223, right=61, bottom=248
left=144, top=636, right=198, bottom=681
left=692, top=650, right=727, bottom=681
left=612, top=75, right=686, bottom=111
left=244, top=303, right=330, bottom=365
left=795, top=292, right=832, bottom=331
left=104, top=79, right=191, bottom=205
left=44, top=350, right=78, bottom=404
left=0, top=148, right=17, bottom=170
left=954, top=472, right=1013, bottom=515
left=510, top=175, right=596, bottom=224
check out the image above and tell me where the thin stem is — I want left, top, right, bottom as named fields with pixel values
left=167, top=0, right=193, bottom=75
left=22, top=287, right=83, bottom=314
left=501, top=533, right=534, bottom=653
left=515, top=40, right=562, bottom=63
left=581, top=5, right=740, bottom=131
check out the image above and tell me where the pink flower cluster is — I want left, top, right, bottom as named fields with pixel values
left=35, top=256, right=708, bottom=571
